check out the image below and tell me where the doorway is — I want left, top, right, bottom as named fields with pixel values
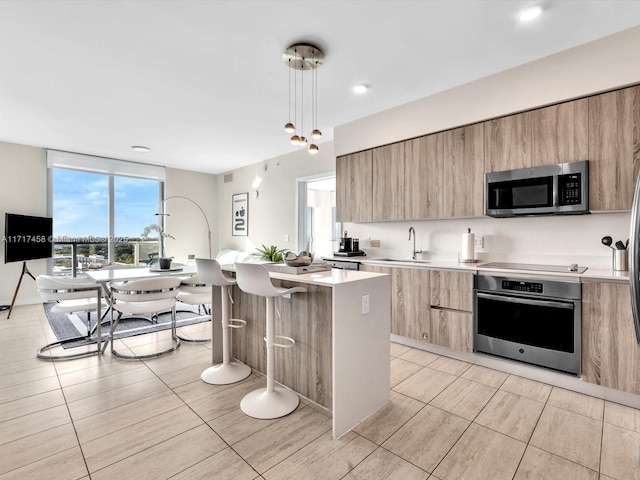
left=297, top=174, right=340, bottom=259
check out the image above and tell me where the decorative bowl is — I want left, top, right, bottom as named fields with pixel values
left=284, top=251, right=313, bottom=267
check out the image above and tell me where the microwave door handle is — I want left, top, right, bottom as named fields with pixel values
left=476, top=292, right=574, bottom=310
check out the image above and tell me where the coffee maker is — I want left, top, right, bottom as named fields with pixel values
left=335, top=231, right=365, bottom=257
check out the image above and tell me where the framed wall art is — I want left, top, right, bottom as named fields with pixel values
left=232, top=192, right=249, bottom=236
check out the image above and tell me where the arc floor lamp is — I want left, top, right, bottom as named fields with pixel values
left=157, top=195, right=212, bottom=259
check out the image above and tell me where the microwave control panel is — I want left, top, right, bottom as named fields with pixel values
left=558, top=173, right=582, bottom=205
left=501, top=280, right=543, bottom=294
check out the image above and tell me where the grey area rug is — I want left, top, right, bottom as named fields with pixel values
left=43, top=302, right=210, bottom=348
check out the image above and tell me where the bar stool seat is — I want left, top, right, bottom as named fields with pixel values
left=175, top=275, right=211, bottom=343
left=234, top=262, right=306, bottom=419
left=196, top=258, right=251, bottom=385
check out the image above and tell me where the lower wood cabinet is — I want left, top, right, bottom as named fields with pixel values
left=426, top=308, right=473, bottom=353
left=359, top=265, right=473, bottom=351
left=359, top=264, right=430, bottom=340
left=582, top=281, right=640, bottom=395
left=429, top=270, right=474, bottom=311
left=427, top=270, right=473, bottom=352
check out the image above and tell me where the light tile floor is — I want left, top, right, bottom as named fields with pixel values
left=1, top=304, right=640, bottom=479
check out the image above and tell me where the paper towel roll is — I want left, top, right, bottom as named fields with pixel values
left=460, top=228, right=475, bottom=263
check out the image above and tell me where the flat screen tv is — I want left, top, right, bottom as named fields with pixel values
left=4, top=213, right=53, bottom=263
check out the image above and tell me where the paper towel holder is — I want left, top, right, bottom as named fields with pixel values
left=459, top=227, right=479, bottom=264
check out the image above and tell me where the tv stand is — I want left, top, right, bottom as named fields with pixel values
left=7, top=262, right=35, bottom=319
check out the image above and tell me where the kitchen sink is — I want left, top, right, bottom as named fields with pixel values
left=370, top=258, right=430, bottom=264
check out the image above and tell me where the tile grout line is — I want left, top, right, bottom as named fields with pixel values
left=146, top=362, right=263, bottom=479
left=54, top=360, right=92, bottom=479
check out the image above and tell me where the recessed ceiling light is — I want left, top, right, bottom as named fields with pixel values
left=519, top=5, right=542, bottom=22
left=352, top=84, right=368, bottom=95
left=131, top=145, right=150, bottom=153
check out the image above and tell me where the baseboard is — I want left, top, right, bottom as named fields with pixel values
left=391, top=334, right=640, bottom=410
left=0, top=298, right=42, bottom=308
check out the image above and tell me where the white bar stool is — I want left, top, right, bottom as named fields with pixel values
left=234, top=262, right=307, bottom=419
left=196, top=258, right=251, bottom=385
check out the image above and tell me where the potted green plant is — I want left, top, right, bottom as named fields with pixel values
left=253, top=245, right=286, bottom=263
left=141, top=224, right=175, bottom=268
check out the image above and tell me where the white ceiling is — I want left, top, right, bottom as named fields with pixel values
left=1, top=1, right=640, bottom=175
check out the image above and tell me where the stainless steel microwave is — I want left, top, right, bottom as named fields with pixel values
left=484, top=160, right=589, bottom=217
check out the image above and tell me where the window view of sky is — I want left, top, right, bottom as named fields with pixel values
left=53, top=169, right=159, bottom=238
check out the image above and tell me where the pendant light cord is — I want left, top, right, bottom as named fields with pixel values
left=300, top=57, right=304, bottom=136
left=288, top=59, right=291, bottom=124
left=294, top=49, right=297, bottom=132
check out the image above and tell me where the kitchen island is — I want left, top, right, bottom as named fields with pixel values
left=213, top=266, right=391, bottom=439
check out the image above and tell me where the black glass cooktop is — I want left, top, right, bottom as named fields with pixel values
left=479, top=262, right=588, bottom=274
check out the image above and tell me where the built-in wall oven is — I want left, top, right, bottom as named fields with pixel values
left=474, top=274, right=581, bottom=376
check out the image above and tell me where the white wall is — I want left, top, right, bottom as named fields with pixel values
left=336, top=25, right=640, bottom=156
left=164, top=167, right=218, bottom=263
left=345, top=213, right=629, bottom=268
left=0, top=141, right=48, bottom=306
left=217, top=142, right=335, bottom=254
left=330, top=26, right=639, bottom=269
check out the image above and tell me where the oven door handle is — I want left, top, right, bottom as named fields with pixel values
left=476, top=291, right=575, bottom=310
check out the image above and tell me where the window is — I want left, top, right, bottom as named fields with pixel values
left=47, top=151, right=164, bottom=276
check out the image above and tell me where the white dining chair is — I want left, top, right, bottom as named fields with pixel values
left=107, top=276, right=182, bottom=359
left=36, top=275, right=106, bottom=360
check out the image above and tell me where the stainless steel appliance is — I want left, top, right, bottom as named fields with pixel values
left=629, top=172, right=640, bottom=343
left=485, top=160, right=589, bottom=217
left=334, top=230, right=365, bottom=257
left=322, top=258, right=360, bottom=270
left=474, top=273, right=582, bottom=375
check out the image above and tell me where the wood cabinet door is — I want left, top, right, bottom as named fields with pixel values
left=588, top=85, right=640, bottom=211
left=359, top=264, right=430, bottom=340
left=372, top=143, right=405, bottom=221
left=394, top=267, right=431, bottom=340
left=484, top=111, right=532, bottom=173
left=429, top=270, right=473, bottom=312
left=582, top=282, right=640, bottom=395
left=531, top=98, right=588, bottom=167
left=336, top=151, right=373, bottom=222
left=405, top=133, right=443, bottom=219
left=443, top=124, right=485, bottom=217
left=428, top=308, right=473, bottom=352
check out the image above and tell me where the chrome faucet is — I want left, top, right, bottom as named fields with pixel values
left=408, top=227, right=422, bottom=260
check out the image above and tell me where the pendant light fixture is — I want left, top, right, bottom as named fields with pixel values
left=282, top=43, right=324, bottom=155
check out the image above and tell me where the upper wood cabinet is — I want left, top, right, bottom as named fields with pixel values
left=405, top=133, right=443, bottom=219
left=588, top=85, right=640, bottom=211
left=336, top=151, right=373, bottom=222
left=443, top=124, right=485, bottom=217
left=531, top=98, right=588, bottom=167
left=484, top=111, right=532, bottom=173
left=372, top=143, right=405, bottom=221
left=336, top=84, right=640, bottom=220
left=582, top=281, right=640, bottom=395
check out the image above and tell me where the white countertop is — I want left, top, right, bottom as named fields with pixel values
left=221, top=263, right=388, bottom=287
left=356, top=257, right=630, bottom=283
